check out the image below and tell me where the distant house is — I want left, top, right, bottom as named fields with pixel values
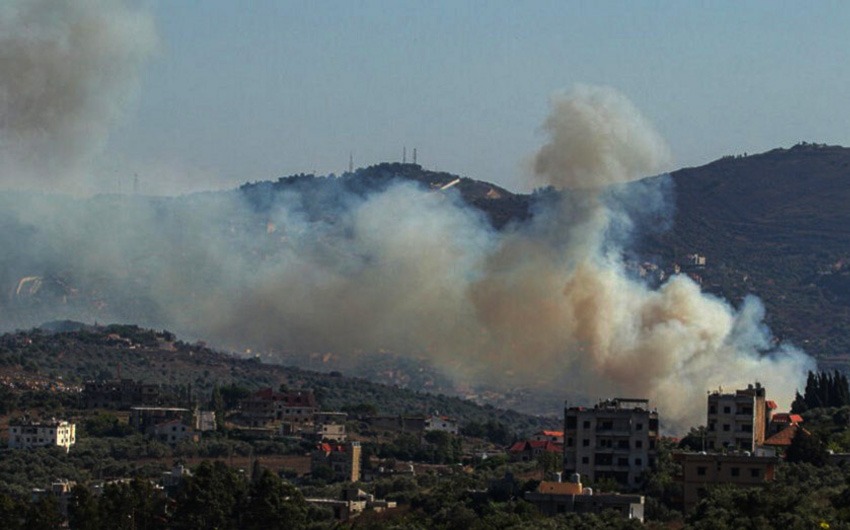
left=305, top=487, right=396, bottom=520
left=130, top=406, right=190, bottom=432
left=308, top=412, right=347, bottom=442
left=312, top=442, right=362, bottom=483
left=530, top=430, right=564, bottom=444
left=507, top=440, right=563, bottom=463
left=151, top=419, right=198, bottom=445
left=767, top=412, right=803, bottom=435
left=193, top=409, right=216, bottom=432
left=8, top=417, right=76, bottom=452
left=424, top=415, right=458, bottom=435
left=673, top=452, right=778, bottom=512
left=368, top=415, right=427, bottom=434
left=525, top=475, right=644, bottom=521
left=83, top=379, right=160, bottom=409
left=239, top=388, right=318, bottom=429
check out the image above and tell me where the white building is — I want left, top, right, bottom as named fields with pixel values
left=9, top=418, right=76, bottom=452
left=563, top=398, right=658, bottom=488
left=424, top=415, right=459, bottom=435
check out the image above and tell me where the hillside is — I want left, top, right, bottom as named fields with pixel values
left=0, top=324, right=556, bottom=435
left=640, top=143, right=850, bottom=360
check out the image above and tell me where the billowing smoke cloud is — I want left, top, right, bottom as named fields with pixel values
left=0, top=82, right=812, bottom=433
left=534, top=85, right=672, bottom=189
left=0, top=0, right=156, bottom=188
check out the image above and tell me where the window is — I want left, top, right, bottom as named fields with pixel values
left=731, top=467, right=740, bottom=477
left=635, top=440, right=643, bottom=448
left=566, top=416, right=577, bottom=429
left=635, top=458, right=642, bottom=466
left=636, top=423, right=643, bottom=431
left=697, top=466, right=707, bottom=476
left=724, top=406, right=731, bottom=414
left=583, top=421, right=591, bottom=429
left=583, top=439, right=590, bottom=447
left=617, top=457, right=628, bottom=466
left=581, top=456, right=589, bottom=464
left=567, top=437, right=574, bottom=447
left=741, top=424, right=752, bottom=432
left=709, top=405, right=716, bottom=414
left=750, top=468, right=760, bottom=478
left=723, top=424, right=730, bottom=432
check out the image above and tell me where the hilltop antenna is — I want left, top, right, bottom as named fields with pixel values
left=403, top=146, right=406, bottom=164
left=133, top=173, right=139, bottom=195
left=413, top=148, right=417, bottom=165
left=349, top=152, right=353, bottom=173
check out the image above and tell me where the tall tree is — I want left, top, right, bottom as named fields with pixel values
left=242, top=469, right=307, bottom=530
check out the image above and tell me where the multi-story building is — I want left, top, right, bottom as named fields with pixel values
left=563, top=398, right=658, bottom=488
left=8, top=417, right=76, bottom=452
left=706, top=383, right=774, bottom=451
left=673, top=452, right=778, bottom=511
left=82, top=378, right=160, bottom=409
left=240, top=388, right=318, bottom=429
left=312, top=441, right=362, bottom=483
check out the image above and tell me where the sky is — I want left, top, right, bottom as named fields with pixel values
left=96, top=0, right=850, bottom=195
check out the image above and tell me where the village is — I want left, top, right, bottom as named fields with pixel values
left=3, top=362, right=845, bottom=528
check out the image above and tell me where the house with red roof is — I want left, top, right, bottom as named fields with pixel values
left=530, top=430, right=564, bottom=444
left=508, top=439, right=564, bottom=462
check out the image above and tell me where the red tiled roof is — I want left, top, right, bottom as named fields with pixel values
left=765, top=400, right=778, bottom=409
left=508, top=440, right=563, bottom=453
left=763, top=424, right=808, bottom=446
left=508, top=441, right=527, bottom=453
left=772, top=413, right=803, bottom=424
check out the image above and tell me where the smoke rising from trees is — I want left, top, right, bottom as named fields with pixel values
left=0, top=2, right=811, bottom=433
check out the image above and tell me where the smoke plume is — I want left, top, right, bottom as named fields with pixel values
left=0, top=77, right=812, bottom=432
left=0, top=0, right=156, bottom=188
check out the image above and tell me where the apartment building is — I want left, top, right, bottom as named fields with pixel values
left=706, top=383, right=774, bottom=451
left=8, top=417, right=76, bottom=452
left=312, top=441, right=362, bottom=483
left=563, top=398, right=658, bottom=488
left=673, top=452, right=778, bottom=511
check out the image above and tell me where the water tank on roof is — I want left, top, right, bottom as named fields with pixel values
left=570, top=473, right=581, bottom=484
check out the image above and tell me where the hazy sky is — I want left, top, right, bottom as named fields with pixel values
left=100, top=0, right=850, bottom=195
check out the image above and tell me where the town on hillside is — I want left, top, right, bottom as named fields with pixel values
left=1, top=326, right=849, bottom=529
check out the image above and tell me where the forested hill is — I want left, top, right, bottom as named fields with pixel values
left=641, top=143, right=850, bottom=359
left=0, top=324, right=555, bottom=435
left=239, top=162, right=532, bottom=229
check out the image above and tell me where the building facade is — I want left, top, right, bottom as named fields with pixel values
left=563, top=398, right=658, bottom=488
left=525, top=475, right=644, bottom=521
left=673, top=452, right=778, bottom=511
left=706, top=383, right=772, bottom=451
left=312, top=441, right=362, bottom=483
left=9, top=418, right=76, bottom=452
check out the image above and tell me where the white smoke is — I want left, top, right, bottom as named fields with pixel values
left=534, top=84, right=672, bottom=189
left=0, top=0, right=157, bottom=188
left=0, top=40, right=812, bottom=436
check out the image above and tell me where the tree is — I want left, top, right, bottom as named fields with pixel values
left=68, top=485, right=100, bottom=530
left=171, top=461, right=247, bottom=530
left=24, top=495, right=63, bottom=530
left=785, top=428, right=828, bottom=466
left=242, top=469, right=307, bottom=530
left=0, top=491, right=23, bottom=530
